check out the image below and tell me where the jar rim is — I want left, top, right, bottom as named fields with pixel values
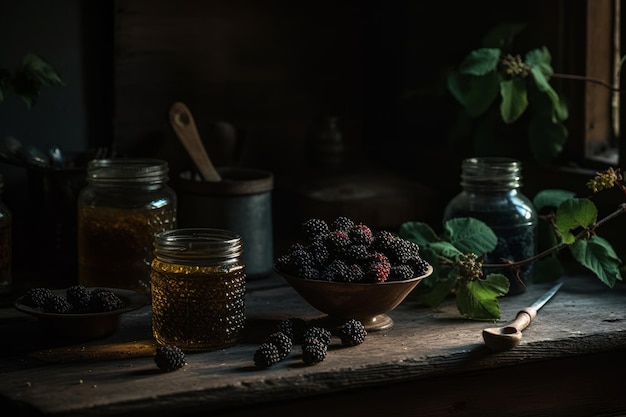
left=153, top=228, right=243, bottom=262
left=87, top=158, right=169, bottom=184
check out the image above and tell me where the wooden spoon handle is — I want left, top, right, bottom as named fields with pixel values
left=169, top=102, right=222, bottom=182
left=482, top=307, right=538, bottom=352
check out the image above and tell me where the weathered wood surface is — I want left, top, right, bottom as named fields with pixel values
left=0, top=274, right=625, bottom=417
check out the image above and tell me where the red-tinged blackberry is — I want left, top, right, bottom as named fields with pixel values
left=331, top=216, right=355, bottom=233
left=89, top=290, right=123, bottom=312
left=372, top=230, right=395, bottom=252
left=320, top=259, right=350, bottom=282
left=254, top=342, right=282, bottom=368
left=264, top=331, right=293, bottom=359
left=277, top=318, right=308, bottom=344
left=301, top=218, right=330, bottom=242
left=389, top=264, right=415, bottom=281
left=21, top=287, right=54, bottom=309
left=42, top=294, right=72, bottom=314
left=66, top=285, right=91, bottom=313
left=155, top=345, right=186, bottom=372
left=349, top=223, right=373, bottom=246
left=302, top=340, right=327, bottom=365
left=363, top=252, right=391, bottom=283
left=303, top=326, right=332, bottom=346
left=338, top=319, right=367, bottom=346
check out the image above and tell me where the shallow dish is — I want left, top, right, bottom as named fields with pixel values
left=276, top=265, right=433, bottom=331
left=14, top=287, right=148, bottom=342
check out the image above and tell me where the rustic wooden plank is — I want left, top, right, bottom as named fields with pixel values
left=1, top=274, right=625, bottom=416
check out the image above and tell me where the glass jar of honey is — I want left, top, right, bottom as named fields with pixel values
left=77, top=159, right=177, bottom=295
left=150, top=228, right=246, bottom=351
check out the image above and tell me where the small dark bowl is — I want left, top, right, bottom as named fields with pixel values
left=14, top=288, right=148, bottom=342
left=276, top=265, right=433, bottom=331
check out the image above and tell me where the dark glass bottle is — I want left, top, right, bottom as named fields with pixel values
left=443, top=157, right=537, bottom=295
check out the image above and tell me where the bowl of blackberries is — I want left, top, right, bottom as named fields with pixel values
left=274, top=216, right=433, bottom=331
left=14, top=285, right=148, bottom=341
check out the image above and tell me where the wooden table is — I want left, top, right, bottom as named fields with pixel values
left=1, top=273, right=625, bottom=417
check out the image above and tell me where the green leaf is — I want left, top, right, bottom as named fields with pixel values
left=528, top=117, right=568, bottom=164
left=533, top=256, right=565, bottom=283
left=570, top=236, right=623, bottom=288
left=500, top=78, right=528, bottom=123
left=447, top=71, right=501, bottom=118
left=533, top=189, right=576, bottom=212
left=529, top=68, right=568, bottom=123
left=443, top=217, right=498, bottom=255
left=12, top=53, right=64, bottom=109
left=456, top=274, right=510, bottom=320
left=416, top=277, right=457, bottom=308
left=459, top=48, right=501, bottom=76
left=399, top=221, right=439, bottom=246
left=427, top=241, right=464, bottom=260
left=555, top=198, right=597, bottom=244
left=525, top=47, right=554, bottom=78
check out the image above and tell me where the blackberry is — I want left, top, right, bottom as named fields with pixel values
left=66, top=285, right=91, bottom=313
left=303, top=326, right=332, bottom=346
left=363, top=252, right=391, bottom=283
left=21, top=287, right=54, bottom=309
left=331, top=216, right=355, bottom=233
left=349, top=223, right=374, bottom=246
left=324, top=230, right=351, bottom=255
left=320, top=259, right=350, bottom=282
left=254, top=342, right=282, bottom=368
left=344, top=263, right=365, bottom=283
left=42, top=295, right=72, bottom=314
left=372, top=230, right=395, bottom=253
left=264, top=331, right=293, bottom=359
left=302, top=340, right=327, bottom=365
left=409, top=256, right=431, bottom=276
left=389, top=264, right=415, bottom=281
left=307, top=239, right=330, bottom=268
left=338, top=319, right=367, bottom=346
left=155, top=345, right=186, bottom=372
left=277, top=318, right=308, bottom=344
left=289, top=247, right=316, bottom=274
left=89, top=290, right=123, bottom=312
left=341, top=244, right=370, bottom=263
left=301, top=218, right=330, bottom=242
left=386, top=237, right=419, bottom=264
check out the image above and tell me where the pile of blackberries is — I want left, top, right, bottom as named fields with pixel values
left=275, top=216, right=430, bottom=283
left=20, top=285, right=124, bottom=314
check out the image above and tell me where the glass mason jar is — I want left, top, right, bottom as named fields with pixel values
left=77, top=159, right=177, bottom=295
left=443, top=157, right=537, bottom=295
left=0, top=174, right=12, bottom=295
left=150, top=228, right=246, bottom=351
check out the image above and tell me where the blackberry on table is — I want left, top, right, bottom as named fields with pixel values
left=264, top=331, right=293, bottom=359
left=21, top=287, right=54, bottom=309
left=89, top=290, right=123, bottom=313
left=155, top=345, right=186, bottom=372
left=277, top=318, right=308, bottom=344
left=338, top=319, right=367, bottom=347
left=66, top=285, right=91, bottom=313
left=42, top=295, right=72, bottom=314
left=303, top=326, right=332, bottom=346
left=254, top=342, right=282, bottom=368
left=302, top=340, right=327, bottom=365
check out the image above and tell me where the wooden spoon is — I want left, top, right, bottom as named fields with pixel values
left=169, top=102, right=222, bottom=182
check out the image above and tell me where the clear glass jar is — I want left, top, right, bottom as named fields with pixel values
left=77, top=159, right=177, bottom=295
left=0, top=174, right=12, bottom=295
left=443, top=157, right=537, bottom=295
left=151, top=228, right=246, bottom=351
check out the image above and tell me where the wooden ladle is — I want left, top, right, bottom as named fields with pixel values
left=169, top=101, right=222, bottom=182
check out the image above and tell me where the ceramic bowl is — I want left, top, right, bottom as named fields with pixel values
left=276, top=265, right=433, bottom=331
left=14, top=287, right=148, bottom=342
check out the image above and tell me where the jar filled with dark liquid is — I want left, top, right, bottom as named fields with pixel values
left=77, top=159, right=177, bottom=295
left=443, top=157, right=537, bottom=295
left=151, top=228, right=246, bottom=351
left=0, top=174, right=11, bottom=295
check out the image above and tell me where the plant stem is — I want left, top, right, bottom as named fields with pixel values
left=552, top=72, right=620, bottom=92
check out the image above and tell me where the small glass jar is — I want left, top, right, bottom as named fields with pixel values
left=0, top=174, right=12, bottom=295
left=150, top=228, right=246, bottom=351
left=77, top=159, right=177, bottom=295
left=443, top=157, right=537, bottom=295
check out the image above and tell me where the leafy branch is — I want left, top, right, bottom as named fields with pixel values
left=399, top=167, right=625, bottom=321
left=0, top=53, right=64, bottom=109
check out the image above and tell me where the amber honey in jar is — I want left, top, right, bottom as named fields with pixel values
left=151, top=228, right=246, bottom=351
left=77, top=159, right=177, bottom=295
